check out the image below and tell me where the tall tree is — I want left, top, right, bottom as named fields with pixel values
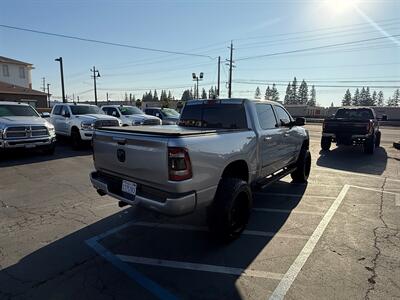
left=264, top=86, right=272, bottom=100
left=377, top=91, right=384, bottom=106
left=209, top=86, right=215, bottom=98
left=153, top=90, right=159, bottom=101
left=181, top=89, right=193, bottom=101
left=308, top=85, right=316, bottom=106
left=271, top=84, right=279, bottom=102
left=255, top=86, right=261, bottom=99
left=298, top=80, right=308, bottom=105
left=290, top=77, right=298, bottom=104
left=342, top=89, right=352, bottom=106
left=167, top=90, right=173, bottom=100
left=388, top=88, right=400, bottom=106
left=352, top=88, right=360, bottom=106
left=284, top=83, right=292, bottom=105
left=201, top=88, right=207, bottom=99
left=371, top=91, right=377, bottom=106
left=364, top=87, right=373, bottom=106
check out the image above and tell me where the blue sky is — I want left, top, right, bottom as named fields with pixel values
left=1, top=0, right=399, bottom=106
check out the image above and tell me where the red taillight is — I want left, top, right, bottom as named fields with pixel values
left=168, top=147, right=192, bottom=181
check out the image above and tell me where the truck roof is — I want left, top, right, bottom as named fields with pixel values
left=185, top=98, right=282, bottom=106
left=54, top=103, right=97, bottom=107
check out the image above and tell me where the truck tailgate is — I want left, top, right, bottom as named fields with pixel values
left=324, top=120, right=369, bottom=134
left=93, top=129, right=169, bottom=188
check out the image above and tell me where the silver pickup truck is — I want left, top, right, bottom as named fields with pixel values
left=0, top=102, right=56, bottom=154
left=90, top=99, right=310, bottom=240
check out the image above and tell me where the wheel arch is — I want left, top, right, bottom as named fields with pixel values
left=220, top=159, right=250, bottom=183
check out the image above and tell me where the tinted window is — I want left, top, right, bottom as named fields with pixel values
left=274, top=106, right=291, bottom=125
left=53, top=105, right=62, bottom=115
left=70, top=105, right=101, bottom=115
left=161, top=108, right=180, bottom=117
left=0, top=105, right=39, bottom=117
left=179, top=103, right=247, bottom=129
left=256, top=104, right=277, bottom=129
left=120, top=106, right=143, bottom=115
left=60, top=106, right=69, bottom=117
left=335, top=108, right=374, bottom=120
left=145, top=109, right=154, bottom=115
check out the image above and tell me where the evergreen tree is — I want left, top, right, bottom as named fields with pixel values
left=201, top=88, right=207, bottom=99
left=308, top=85, right=316, bottom=106
left=290, top=77, right=298, bottom=104
left=364, top=87, right=373, bottom=106
left=271, top=84, right=279, bottom=102
left=377, top=91, right=384, bottom=106
left=359, top=87, right=368, bottom=106
left=181, top=89, right=193, bottom=101
left=352, top=88, right=360, bottom=106
left=389, top=88, right=400, bottom=106
left=153, top=90, right=159, bottom=101
left=284, top=83, right=292, bottom=105
left=135, top=99, right=142, bottom=108
left=264, top=86, right=271, bottom=100
left=298, top=80, right=308, bottom=105
left=167, top=90, right=173, bottom=100
left=255, top=86, right=261, bottom=99
left=209, top=86, right=215, bottom=98
left=371, top=91, right=377, bottom=106
left=342, top=89, right=352, bottom=106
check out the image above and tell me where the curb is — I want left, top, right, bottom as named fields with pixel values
left=394, top=142, right=400, bottom=150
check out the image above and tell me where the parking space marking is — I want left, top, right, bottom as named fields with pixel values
left=396, top=194, right=400, bottom=207
left=253, top=208, right=325, bottom=216
left=133, top=221, right=309, bottom=240
left=253, top=192, right=336, bottom=200
left=269, top=184, right=350, bottom=300
left=314, top=167, right=400, bottom=182
left=349, top=184, right=399, bottom=196
left=85, top=220, right=178, bottom=300
left=117, top=254, right=284, bottom=280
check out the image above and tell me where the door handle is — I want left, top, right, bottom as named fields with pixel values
left=264, top=137, right=272, bottom=141
left=113, top=137, right=127, bottom=145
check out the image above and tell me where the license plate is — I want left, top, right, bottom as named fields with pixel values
left=25, top=144, right=36, bottom=149
left=121, top=180, right=137, bottom=196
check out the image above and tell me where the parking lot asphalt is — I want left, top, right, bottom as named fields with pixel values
left=0, top=125, right=399, bottom=300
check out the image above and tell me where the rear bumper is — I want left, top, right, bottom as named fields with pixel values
left=90, top=171, right=197, bottom=216
left=0, top=136, right=56, bottom=149
left=322, top=133, right=371, bottom=145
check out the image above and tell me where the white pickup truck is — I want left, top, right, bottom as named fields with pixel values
left=90, top=99, right=311, bottom=240
left=49, top=103, right=121, bottom=148
left=101, top=105, right=161, bottom=126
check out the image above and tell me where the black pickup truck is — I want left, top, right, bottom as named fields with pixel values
left=321, top=107, right=381, bottom=154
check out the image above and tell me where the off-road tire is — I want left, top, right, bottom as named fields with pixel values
left=321, top=137, right=331, bottom=151
left=291, top=149, right=311, bottom=183
left=207, top=178, right=252, bottom=242
left=364, top=135, right=375, bottom=154
left=71, top=128, right=82, bottom=150
left=375, top=132, right=381, bottom=148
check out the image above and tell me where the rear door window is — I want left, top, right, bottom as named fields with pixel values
left=53, top=105, right=62, bottom=115
left=256, top=104, right=277, bottom=129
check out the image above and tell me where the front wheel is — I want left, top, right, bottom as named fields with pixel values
left=207, top=178, right=252, bottom=242
left=364, top=135, right=375, bottom=154
left=291, top=149, right=311, bottom=183
left=71, top=129, right=82, bottom=150
left=41, top=143, right=55, bottom=155
left=375, top=132, right=381, bottom=148
left=321, top=137, right=331, bottom=151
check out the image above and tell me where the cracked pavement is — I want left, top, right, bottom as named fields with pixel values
left=0, top=126, right=399, bottom=299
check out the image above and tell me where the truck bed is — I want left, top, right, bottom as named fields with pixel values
left=98, top=125, right=248, bottom=136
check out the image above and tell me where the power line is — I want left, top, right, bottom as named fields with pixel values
left=0, top=24, right=215, bottom=59
left=236, top=34, right=400, bottom=61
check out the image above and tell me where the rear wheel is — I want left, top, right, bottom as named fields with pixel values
left=207, top=178, right=252, bottom=242
left=375, top=132, right=381, bottom=148
left=71, top=128, right=82, bottom=150
left=291, top=148, right=311, bottom=183
left=321, top=137, right=331, bottom=151
left=364, top=135, right=375, bottom=154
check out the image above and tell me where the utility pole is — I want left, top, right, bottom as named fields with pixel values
left=217, top=56, right=221, bottom=97
left=42, top=77, right=46, bottom=93
left=106, top=92, right=109, bottom=102
left=46, top=83, right=51, bottom=108
left=228, top=41, right=234, bottom=98
left=55, top=57, right=66, bottom=103
left=91, top=66, right=101, bottom=105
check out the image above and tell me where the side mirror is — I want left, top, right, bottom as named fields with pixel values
left=280, top=119, right=291, bottom=127
left=41, top=112, right=50, bottom=118
left=381, top=115, right=387, bottom=121
left=294, top=117, right=305, bottom=126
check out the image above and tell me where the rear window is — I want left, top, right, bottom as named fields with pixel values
left=335, top=108, right=374, bottom=120
left=179, top=103, right=248, bottom=129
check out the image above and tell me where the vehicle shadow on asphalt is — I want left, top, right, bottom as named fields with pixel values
left=0, top=137, right=92, bottom=168
left=0, top=180, right=306, bottom=300
left=316, top=146, right=388, bottom=175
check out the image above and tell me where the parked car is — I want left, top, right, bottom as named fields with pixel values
left=143, top=107, right=180, bottom=125
left=90, top=99, right=310, bottom=241
left=0, top=101, right=56, bottom=154
left=321, top=107, right=381, bottom=154
left=49, top=103, right=121, bottom=149
left=101, top=105, right=161, bottom=126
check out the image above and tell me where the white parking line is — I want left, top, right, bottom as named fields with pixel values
left=254, top=192, right=336, bottom=200
left=133, top=221, right=309, bottom=240
left=253, top=208, right=325, bottom=216
left=117, top=254, right=284, bottom=280
left=269, top=184, right=350, bottom=300
left=314, top=167, right=400, bottom=182
left=396, top=194, right=400, bottom=207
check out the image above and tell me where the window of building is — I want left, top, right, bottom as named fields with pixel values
left=19, top=67, right=25, bottom=79
left=2, top=65, right=9, bottom=77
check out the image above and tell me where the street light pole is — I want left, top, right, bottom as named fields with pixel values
left=192, top=72, right=204, bottom=99
left=54, top=57, right=66, bottom=103
left=91, top=66, right=101, bottom=105
left=47, top=83, right=51, bottom=108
